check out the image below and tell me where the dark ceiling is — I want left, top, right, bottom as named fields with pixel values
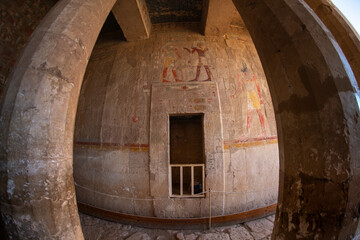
left=145, top=0, right=203, bottom=24
left=100, top=12, right=121, bottom=35
left=99, top=0, right=243, bottom=36
left=100, top=0, right=204, bottom=35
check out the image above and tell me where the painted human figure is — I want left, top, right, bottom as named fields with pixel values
left=184, top=43, right=212, bottom=82
left=162, top=47, right=182, bottom=82
left=240, top=74, right=266, bottom=135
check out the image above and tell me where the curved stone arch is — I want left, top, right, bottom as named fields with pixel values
left=0, top=0, right=359, bottom=239
left=232, top=0, right=360, bottom=238
left=0, top=0, right=117, bottom=239
left=304, top=0, right=360, bottom=87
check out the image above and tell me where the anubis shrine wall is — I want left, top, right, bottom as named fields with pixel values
left=73, top=23, right=279, bottom=218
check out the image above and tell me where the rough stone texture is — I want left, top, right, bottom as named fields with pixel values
left=73, top=23, right=279, bottom=218
left=126, top=232, right=151, bottom=240
left=232, top=0, right=360, bottom=239
left=112, top=0, right=152, bottom=41
left=197, top=232, right=230, bottom=240
left=227, top=225, right=253, bottom=240
left=79, top=213, right=275, bottom=240
left=266, top=214, right=275, bottom=222
left=0, top=0, right=57, bottom=101
left=244, top=218, right=273, bottom=239
left=176, top=232, right=185, bottom=240
left=184, top=233, right=198, bottom=240
left=304, top=0, right=360, bottom=89
left=0, top=0, right=118, bottom=239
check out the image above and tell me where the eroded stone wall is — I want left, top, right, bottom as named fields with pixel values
left=0, top=0, right=57, bottom=101
left=74, top=23, right=279, bottom=218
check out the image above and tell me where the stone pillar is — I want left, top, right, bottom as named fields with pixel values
left=201, top=0, right=236, bottom=36
left=232, top=0, right=360, bottom=239
left=112, top=0, right=152, bottom=41
left=304, top=0, right=360, bottom=88
left=0, top=0, right=117, bottom=239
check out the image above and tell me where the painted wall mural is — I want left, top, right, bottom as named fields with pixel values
left=161, top=42, right=213, bottom=83
left=184, top=43, right=212, bottom=82
left=229, top=66, right=267, bottom=137
left=74, top=24, right=279, bottom=218
left=162, top=46, right=183, bottom=82
left=75, top=25, right=277, bottom=156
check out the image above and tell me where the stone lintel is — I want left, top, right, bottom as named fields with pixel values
left=112, top=0, right=152, bottom=41
left=201, top=0, right=236, bottom=36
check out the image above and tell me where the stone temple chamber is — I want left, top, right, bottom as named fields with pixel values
left=0, top=0, right=360, bottom=239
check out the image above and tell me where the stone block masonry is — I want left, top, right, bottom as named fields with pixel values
left=73, top=23, right=279, bottom=218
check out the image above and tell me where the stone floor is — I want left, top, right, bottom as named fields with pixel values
left=80, top=213, right=275, bottom=240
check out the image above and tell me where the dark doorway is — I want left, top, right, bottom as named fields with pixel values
left=169, top=115, right=205, bottom=197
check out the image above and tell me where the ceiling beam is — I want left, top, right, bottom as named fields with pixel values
left=112, top=0, right=151, bottom=41
left=201, top=0, right=236, bottom=36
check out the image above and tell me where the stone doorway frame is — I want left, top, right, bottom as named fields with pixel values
left=149, top=82, right=224, bottom=218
